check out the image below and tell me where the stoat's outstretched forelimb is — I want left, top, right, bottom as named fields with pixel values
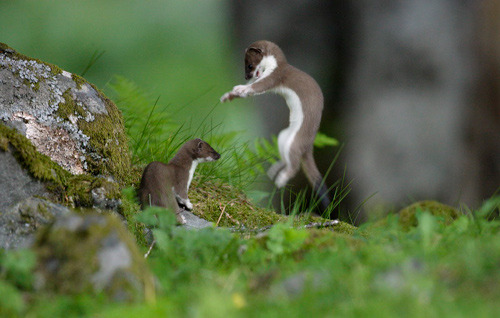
left=221, top=40, right=332, bottom=214
left=139, top=139, right=221, bottom=224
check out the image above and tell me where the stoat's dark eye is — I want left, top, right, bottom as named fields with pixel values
left=247, top=64, right=253, bottom=70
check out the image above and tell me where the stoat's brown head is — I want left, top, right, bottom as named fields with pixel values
left=191, top=138, right=220, bottom=162
left=244, top=40, right=287, bottom=81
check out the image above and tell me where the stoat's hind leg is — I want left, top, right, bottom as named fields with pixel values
left=274, top=164, right=299, bottom=188
left=273, top=143, right=303, bottom=188
left=175, top=207, right=187, bottom=224
left=267, top=161, right=286, bottom=181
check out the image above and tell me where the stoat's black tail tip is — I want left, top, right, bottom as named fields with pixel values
left=315, top=181, right=339, bottom=219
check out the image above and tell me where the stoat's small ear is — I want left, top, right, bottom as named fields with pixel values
left=196, top=139, right=204, bottom=150
left=247, top=47, right=262, bottom=55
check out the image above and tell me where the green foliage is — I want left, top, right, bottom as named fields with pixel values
left=241, top=223, right=309, bottom=267
left=0, top=249, right=35, bottom=290
left=0, top=281, right=25, bottom=316
left=108, top=76, right=181, bottom=165
left=4, top=198, right=500, bottom=317
left=0, top=249, right=36, bottom=316
left=474, top=194, right=500, bottom=219
left=241, top=136, right=280, bottom=178
left=314, top=131, right=339, bottom=148
left=93, top=207, right=500, bottom=317
left=121, top=186, right=148, bottom=245
left=266, top=223, right=309, bottom=256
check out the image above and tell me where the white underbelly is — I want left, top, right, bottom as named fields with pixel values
left=272, top=86, right=304, bottom=166
left=187, top=160, right=199, bottom=191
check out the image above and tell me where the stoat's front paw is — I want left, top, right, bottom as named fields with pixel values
left=232, top=85, right=252, bottom=98
left=220, top=92, right=233, bottom=103
left=185, top=199, right=193, bottom=211
left=220, top=85, right=252, bottom=102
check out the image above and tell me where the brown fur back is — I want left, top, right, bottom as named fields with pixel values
left=139, top=161, right=179, bottom=213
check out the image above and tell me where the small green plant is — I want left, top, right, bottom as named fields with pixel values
left=0, top=249, right=36, bottom=316
left=108, top=76, right=187, bottom=165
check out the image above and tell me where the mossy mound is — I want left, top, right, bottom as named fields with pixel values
left=34, top=212, right=154, bottom=302
left=398, top=200, right=461, bottom=231
left=189, top=177, right=356, bottom=234
left=189, top=178, right=285, bottom=229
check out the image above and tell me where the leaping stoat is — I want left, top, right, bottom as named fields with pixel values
left=220, top=40, right=331, bottom=212
left=139, top=138, right=221, bottom=224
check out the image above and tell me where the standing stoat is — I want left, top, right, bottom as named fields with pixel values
left=139, top=138, right=220, bottom=224
left=221, top=40, right=331, bottom=212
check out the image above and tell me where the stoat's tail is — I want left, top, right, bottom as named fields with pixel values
left=301, top=151, right=335, bottom=218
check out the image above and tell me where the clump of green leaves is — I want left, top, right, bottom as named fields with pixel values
left=0, top=249, right=36, bottom=316
left=241, top=223, right=309, bottom=267
left=108, top=76, right=182, bottom=165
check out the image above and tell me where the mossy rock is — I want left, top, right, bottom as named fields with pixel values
left=398, top=200, right=461, bottom=231
left=34, top=212, right=154, bottom=302
left=0, top=124, right=121, bottom=209
left=0, top=42, right=132, bottom=211
left=0, top=42, right=131, bottom=185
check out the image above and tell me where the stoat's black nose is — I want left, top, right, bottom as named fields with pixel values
left=245, top=74, right=251, bottom=80
left=214, top=152, right=221, bottom=160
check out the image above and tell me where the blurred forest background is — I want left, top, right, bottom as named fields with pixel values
left=1, top=0, right=498, bottom=220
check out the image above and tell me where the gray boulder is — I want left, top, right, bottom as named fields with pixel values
left=0, top=197, right=70, bottom=249
left=0, top=146, right=47, bottom=213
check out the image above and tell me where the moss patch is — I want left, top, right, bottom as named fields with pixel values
left=0, top=42, right=62, bottom=75
left=190, top=178, right=285, bottom=229
left=71, top=73, right=87, bottom=89
left=77, top=92, right=131, bottom=184
left=302, top=227, right=364, bottom=251
left=0, top=124, right=120, bottom=208
left=398, top=200, right=461, bottom=231
left=0, top=124, right=67, bottom=186
left=189, top=177, right=356, bottom=234
left=120, top=187, right=147, bottom=247
left=57, top=90, right=86, bottom=119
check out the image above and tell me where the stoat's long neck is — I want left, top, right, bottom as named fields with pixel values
left=252, top=55, right=278, bottom=84
left=186, top=159, right=200, bottom=191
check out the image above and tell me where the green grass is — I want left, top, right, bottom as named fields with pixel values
left=4, top=200, right=498, bottom=317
